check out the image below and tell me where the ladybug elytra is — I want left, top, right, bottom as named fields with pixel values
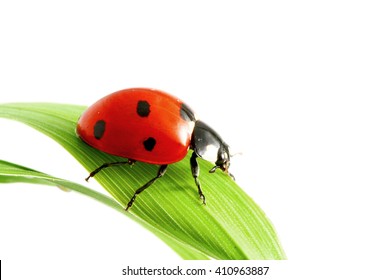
left=77, top=88, right=233, bottom=210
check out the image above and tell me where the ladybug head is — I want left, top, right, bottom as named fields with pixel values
left=191, top=121, right=234, bottom=179
left=209, top=143, right=235, bottom=179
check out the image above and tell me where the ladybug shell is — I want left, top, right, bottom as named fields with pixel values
left=77, top=88, right=196, bottom=164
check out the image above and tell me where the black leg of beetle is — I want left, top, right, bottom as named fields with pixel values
left=125, top=164, right=168, bottom=211
left=209, top=165, right=236, bottom=181
left=86, top=159, right=135, bottom=181
left=190, top=152, right=206, bottom=205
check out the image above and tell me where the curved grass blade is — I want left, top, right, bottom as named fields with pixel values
left=0, top=103, right=286, bottom=259
left=0, top=159, right=209, bottom=260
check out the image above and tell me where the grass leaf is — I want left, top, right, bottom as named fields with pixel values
left=0, top=102, right=286, bottom=259
left=0, top=159, right=209, bottom=259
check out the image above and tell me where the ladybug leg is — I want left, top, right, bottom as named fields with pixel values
left=125, top=164, right=168, bottom=211
left=190, top=152, right=206, bottom=205
left=86, top=159, right=135, bottom=181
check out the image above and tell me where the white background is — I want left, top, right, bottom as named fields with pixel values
left=0, top=0, right=389, bottom=279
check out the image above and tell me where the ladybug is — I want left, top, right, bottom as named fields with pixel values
left=77, top=88, right=233, bottom=210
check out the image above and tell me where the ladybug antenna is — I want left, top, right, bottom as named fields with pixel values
left=230, top=151, right=243, bottom=158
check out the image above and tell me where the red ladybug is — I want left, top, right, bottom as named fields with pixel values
left=77, top=88, right=233, bottom=210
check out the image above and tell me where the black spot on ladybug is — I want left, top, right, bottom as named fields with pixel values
left=180, top=103, right=196, bottom=122
left=94, top=120, right=106, bottom=140
left=143, top=137, right=156, bottom=151
left=137, top=100, right=151, bottom=117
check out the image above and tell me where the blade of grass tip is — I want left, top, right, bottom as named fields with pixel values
left=0, top=102, right=286, bottom=259
left=0, top=159, right=210, bottom=260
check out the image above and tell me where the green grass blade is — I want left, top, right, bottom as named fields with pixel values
left=0, top=102, right=286, bottom=259
left=0, top=159, right=209, bottom=260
